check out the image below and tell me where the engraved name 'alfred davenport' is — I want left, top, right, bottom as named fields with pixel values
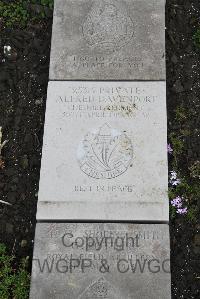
left=82, top=0, right=134, bottom=52
left=78, top=123, right=133, bottom=179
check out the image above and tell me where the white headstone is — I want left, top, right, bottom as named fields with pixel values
left=37, top=81, right=168, bottom=221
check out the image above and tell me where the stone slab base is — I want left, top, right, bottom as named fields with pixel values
left=30, top=223, right=171, bottom=299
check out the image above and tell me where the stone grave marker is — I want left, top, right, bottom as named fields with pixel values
left=37, top=81, right=168, bottom=221
left=30, top=0, right=171, bottom=297
left=49, top=0, right=166, bottom=81
left=30, top=223, right=171, bottom=299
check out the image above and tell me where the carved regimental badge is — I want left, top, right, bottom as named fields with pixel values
left=78, top=124, right=133, bottom=179
left=82, top=0, right=134, bottom=52
left=78, top=277, right=118, bottom=299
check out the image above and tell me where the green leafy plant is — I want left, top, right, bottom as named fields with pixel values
left=0, top=243, right=30, bottom=299
left=175, top=105, right=187, bottom=122
left=0, top=1, right=29, bottom=28
left=39, top=0, right=54, bottom=9
left=189, top=161, right=200, bottom=179
left=169, top=204, right=177, bottom=220
left=193, top=28, right=200, bottom=48
left=186, top=206, right=198, bottom=222
left=169, top=133, right=184, bottom=165
left=0, top=0, right=54, bottom=28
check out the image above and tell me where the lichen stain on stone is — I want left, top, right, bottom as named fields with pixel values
left=119, top=136, right=133, bottom=153
left=104, top=103, right=138, bottom=117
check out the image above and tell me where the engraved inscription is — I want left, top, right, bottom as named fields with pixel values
left=78, top=123, right=133, bottom=179
left=57, top=85, right=157, bottom=120
left=82, top=0, right=134, bottom=53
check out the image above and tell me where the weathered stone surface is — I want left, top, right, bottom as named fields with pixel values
left=37, top=81, right=168, bottom=221
left=49, top=0, right=165, bottom=80
left=30, top=223, right=171, bottom=299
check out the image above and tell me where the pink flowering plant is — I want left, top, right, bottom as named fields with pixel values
left=167, top=105, right=199, bottom=223
left=167, top=141, right=199, bottom=221
left=169, top=171, right=181, bottom=186
left=168, top=170, right=188, bottom=218
left=167, top=142, right=191, bottom=219
left=171, top=196, right=188, bottom=215
left=167, top=143, right=173, bottom=155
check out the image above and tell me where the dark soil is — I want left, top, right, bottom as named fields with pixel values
left=0, top=20, right=52, bottom=264
left=166, top=1, right=200, bottom=298
left=0, top=0, right=199, bottom=298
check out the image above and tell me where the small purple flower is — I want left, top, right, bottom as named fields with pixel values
left=167, top=144, right=173, bottom=154
left=171, top=196, right=182, bottom=208
left=177, top=203, right=183, bottom=208
left=176, top=207, right=188, bottom=215
left=169, top=171, right=181, bottom=187
left=171, top=179, right=181, bottom=186
left=171, top=196, right=188, bottom=215
left=170, top=171, right=177, bottom=180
